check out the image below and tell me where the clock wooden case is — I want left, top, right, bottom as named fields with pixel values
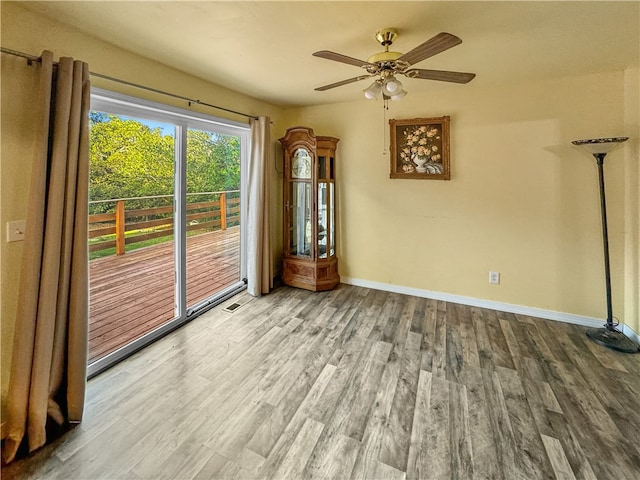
left=279, top=127, right=339, bottom=291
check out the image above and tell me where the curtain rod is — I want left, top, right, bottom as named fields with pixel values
left=1, top=47, right=259, bottom=120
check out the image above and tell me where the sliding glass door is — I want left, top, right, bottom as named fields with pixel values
left=87, top=112, right=178, bottom=365
left=88, top=89, right=248, bottom=376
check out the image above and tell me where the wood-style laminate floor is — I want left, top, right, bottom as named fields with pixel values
left=3, top=285, right=640, bottom=479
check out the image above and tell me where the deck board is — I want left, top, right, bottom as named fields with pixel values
left=89, top=227, right=240, bottom=362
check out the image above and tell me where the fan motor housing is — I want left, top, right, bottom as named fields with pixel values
left=367, top=51, right=403, bottom=64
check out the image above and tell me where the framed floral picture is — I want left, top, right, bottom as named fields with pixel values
left=389, top=116, right=450, bottom=180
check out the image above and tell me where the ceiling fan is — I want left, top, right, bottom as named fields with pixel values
left=313, top=28, right=476, bottom=100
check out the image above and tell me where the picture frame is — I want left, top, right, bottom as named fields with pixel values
left=389, top=116, right=451, bottom=180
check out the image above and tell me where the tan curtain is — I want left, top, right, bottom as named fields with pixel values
left=3, top=51, right=90, bottom=463
left=247, top=116, right=273, bottom=296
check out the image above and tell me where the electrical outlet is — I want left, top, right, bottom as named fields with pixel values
left=489, top=271, right=500, bottom=285
left=6, top=220, right=26, bottom=243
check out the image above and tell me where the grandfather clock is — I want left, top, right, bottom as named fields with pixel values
left=279, top=127, right=339, bottom=291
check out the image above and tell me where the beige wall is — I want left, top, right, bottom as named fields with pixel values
left=623, top=67, right=640, bottom=336
left=1, top=50, right=41, bottom=427
left=1, top=3, right=284, bottom=418
left=283, top=68, right=638, bottom=334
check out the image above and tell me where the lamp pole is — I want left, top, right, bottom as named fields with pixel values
left=594, top=151, right=613, bottom=326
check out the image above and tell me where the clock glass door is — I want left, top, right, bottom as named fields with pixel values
left=289, top=181, right=312, bottom=257
left=289, top=148, right=312, bottom=257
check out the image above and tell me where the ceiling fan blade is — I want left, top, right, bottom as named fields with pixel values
left=315, top=75, right=373, bottom=91
left=313, top=50, right=376, bottom=69
left=397, top=32, right=463, bottom=66
left=406, top=69, right=476, bottom=84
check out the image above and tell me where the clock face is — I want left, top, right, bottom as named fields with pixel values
left=292, top=148, right=312, bottom=179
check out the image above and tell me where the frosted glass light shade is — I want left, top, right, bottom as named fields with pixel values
left=572, top=137, right=629, bottom=154
left=383, top=77, right=403, bottom=95
left=390, top=89, right=407, bottom=101
left=363, top=81, right=382, bottom=100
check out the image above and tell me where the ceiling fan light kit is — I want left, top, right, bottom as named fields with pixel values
left=363, top=75, right=407, bottom=101
left=313, top=27, right=476, bottom=100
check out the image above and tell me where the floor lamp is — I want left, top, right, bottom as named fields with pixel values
left=572, top=137, right=639, bottom=353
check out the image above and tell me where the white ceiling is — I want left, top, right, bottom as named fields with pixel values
left=21, top=1, right=640, bottom=108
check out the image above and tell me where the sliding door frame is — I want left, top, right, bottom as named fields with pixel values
left=88, top=88, right=249, bottom=378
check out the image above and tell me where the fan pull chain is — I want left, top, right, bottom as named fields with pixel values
left=382, top=97, right=389, bottom=155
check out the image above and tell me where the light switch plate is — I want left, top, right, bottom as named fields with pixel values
left=6, top=220, right=26, bottom=242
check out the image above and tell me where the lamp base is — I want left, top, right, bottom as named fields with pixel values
left=586, top=327, right=640, bottom=354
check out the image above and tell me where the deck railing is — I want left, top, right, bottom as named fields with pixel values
left=89, top=191, right=240, bottom=256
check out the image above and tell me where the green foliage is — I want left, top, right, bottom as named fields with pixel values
left=186, top=129, right=241, bottom=194
left=89, top=113, right=241, bottom=214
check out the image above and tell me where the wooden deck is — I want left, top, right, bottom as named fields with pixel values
left=88, top=227, right=240, bottom=362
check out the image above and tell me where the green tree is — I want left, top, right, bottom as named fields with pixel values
left=89, top=113, right=241, bottom=212
left=89, top=114, right=174, bottom=203
left=186, top=130, right=240, bottom=194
